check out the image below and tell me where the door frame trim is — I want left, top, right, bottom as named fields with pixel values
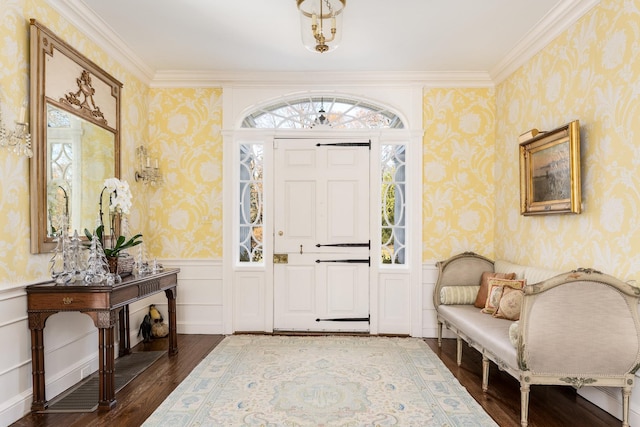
left=224, top=128, right=423, bottom=336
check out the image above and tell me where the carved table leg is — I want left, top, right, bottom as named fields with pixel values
left=118, top=304, right=131, bottom=357
left=97, top=310, right=117, bottom=411
left=165, top=287, right=178, bottom=355
left=29, top=325, right=47, bottom=411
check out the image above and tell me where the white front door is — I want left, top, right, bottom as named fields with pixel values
left=273, top=139, right=370, bottom=331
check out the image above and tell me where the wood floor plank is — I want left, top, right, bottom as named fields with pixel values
left=11, top=334, right=622, bottom=426
left=425, top=338, right=621, bottom=427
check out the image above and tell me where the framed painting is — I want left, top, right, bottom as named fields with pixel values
left=519, top=120, right=581, bottom=215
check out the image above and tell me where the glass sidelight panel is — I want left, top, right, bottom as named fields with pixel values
left=239, top=144, right=264, bottom=263
left=381, top=145, right=406, bottom=265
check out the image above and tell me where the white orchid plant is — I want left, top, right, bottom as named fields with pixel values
left=84, top=177, right=142, bottom=257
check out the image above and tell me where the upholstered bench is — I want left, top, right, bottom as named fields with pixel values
left=434, top=252, right=640, bottom=427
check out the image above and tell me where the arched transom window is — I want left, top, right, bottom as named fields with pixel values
left=241, top=96, right=405, bottom=129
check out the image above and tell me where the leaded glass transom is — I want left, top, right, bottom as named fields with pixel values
left=242, top=96, right=404, bottom=129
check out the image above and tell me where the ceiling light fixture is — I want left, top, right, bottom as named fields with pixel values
left=297, top=0, right=346, bottom=53
left=312, top=97, right=331, bottom=127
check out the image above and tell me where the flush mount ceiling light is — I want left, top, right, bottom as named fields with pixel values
left=297, top=0, right=346, bottom=53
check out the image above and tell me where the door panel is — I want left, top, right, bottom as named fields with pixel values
left=283, top=180, right=316, bottom=242
left=274, top=139, right=370, bottom=331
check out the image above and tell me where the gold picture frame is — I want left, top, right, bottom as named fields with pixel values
left=519, top=120, right=581, bottom=215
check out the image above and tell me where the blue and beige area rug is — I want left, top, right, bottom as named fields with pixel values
left=143, top=335, right=497, bottom=426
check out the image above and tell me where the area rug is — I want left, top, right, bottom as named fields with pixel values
left=143, top=335, right=497, bottom=426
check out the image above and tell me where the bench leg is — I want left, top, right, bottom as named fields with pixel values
left=520, top=381, right=530, bottom=427
left=437, top=321, right=443, bottom=347
left=622, top=386, right=631, bottom=427
left=456, top=337, right=462, bottom=366
left=481, top=355, right=489, bottom=392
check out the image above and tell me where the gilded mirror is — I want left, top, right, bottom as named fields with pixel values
left=29, top=19, right=122, bottom=253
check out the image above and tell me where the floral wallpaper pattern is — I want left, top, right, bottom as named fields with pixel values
left=422, top=87, right=496, bottom=262
left=147, top=88, right=223, bottom=259
left=1, top=0, right=638, bottom=286
left=494, top=0, right=640, bottom=280
left=0, top=0, right=149, bottom=286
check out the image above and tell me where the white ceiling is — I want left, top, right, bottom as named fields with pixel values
left=56, top=0, right=597, bottom=84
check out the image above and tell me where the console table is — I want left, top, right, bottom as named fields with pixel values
left=26, top=268, right=179, bottom=412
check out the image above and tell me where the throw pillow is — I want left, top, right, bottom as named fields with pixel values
left=481, top=278, right=525, bottom=315
left=494, top=286, right=524, bottom=320
left=482, top=283, right=504, bottom=314
left=439, top=285, right=480, bottom=305
left=474, top=271, right=517, bottom=308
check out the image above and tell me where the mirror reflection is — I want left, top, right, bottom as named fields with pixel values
left=46, top=104, right=115, bottom=237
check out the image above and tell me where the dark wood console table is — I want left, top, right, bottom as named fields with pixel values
left=26, top=268, right=179, bottom=412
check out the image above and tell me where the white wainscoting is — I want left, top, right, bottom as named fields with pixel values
left=0, top=286, right=36, bottom=425
left=233, top=270, right=267, bottom=332
left=421, top=262, right=455, bottom=339
left=161, top=259, right=224, bottom=335
left=377, top=272, right=411, bottom=335
left=422, top=262, right=442, bottom=338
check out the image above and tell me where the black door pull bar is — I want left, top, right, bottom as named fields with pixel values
left=316, top=316, right=370, bottom=323
left=315, top=141, right=371, bottom=148
left=316, top=241, right=370, bottom=249
left=315, top=258, right=370, bottom=266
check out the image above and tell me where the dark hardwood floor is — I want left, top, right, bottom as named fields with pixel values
left=11, top=334, right=225, bottom=427
left=425, top=338, right=621, bottom=427
left=11, top=334, right=621, bottom=426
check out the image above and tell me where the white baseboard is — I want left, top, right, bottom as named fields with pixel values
left=577, top=386, right=639, bottom=425
left=178, top=321, right=224, bottom=335
left=0, top=391, right=32, bottom=427
left=0, top=352, right=100, bottom=426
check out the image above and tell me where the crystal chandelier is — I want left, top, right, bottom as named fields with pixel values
left=297, top=0, right=346, bottom=53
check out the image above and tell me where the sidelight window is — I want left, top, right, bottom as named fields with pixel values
left=381, top=144, right=406, bottom=265
left=239, top=144, right=264, bottom=263
left=239, top=96, right=408, bottom=266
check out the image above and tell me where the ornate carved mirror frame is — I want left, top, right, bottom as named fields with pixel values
left=29, top=19, right=122, bottom=253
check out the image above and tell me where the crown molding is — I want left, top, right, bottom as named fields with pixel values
left=490, top=0, right=600, bottom=84
left=150, top=70, right=495, bottom=88
left=45, top=0, right=154, bottom=85
left=47, top=0, right=598, bottom=89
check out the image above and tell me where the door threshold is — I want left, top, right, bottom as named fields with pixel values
left=272, top=330, right=370, bottom=336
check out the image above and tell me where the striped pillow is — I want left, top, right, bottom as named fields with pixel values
left=439, top=286, right=480, bottom=305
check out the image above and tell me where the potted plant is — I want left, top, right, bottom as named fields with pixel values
left=85, top=178, right=143, bottom=274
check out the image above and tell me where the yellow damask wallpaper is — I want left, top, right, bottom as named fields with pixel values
left=147, top=88, right=223, bottom=259
left=0, top=0, right=149, bottom=286
left=422, top=87, right=496, bottom=261
left=1, top=0, right=637, bottom=286
left=495, top=0, right=640, bottom=280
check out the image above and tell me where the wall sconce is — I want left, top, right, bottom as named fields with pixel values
left=135, top=145, right=162, bottom=185
left=0, top=99, right=33, bottom=157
